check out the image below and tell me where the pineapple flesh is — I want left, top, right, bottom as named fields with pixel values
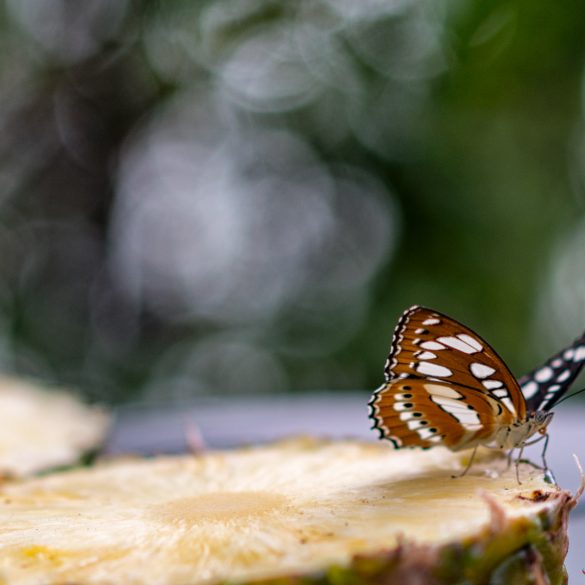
left=0, top=438, right=574, bottom=585
left=0, top=376, right=108, bottom=478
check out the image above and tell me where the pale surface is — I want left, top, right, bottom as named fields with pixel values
left=107, top=393, right=585, bottom=581
left=0, top=439, right=561, bottom=585
left=0, top=376, right=109, bottom=477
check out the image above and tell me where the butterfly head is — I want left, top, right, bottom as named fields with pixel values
left=497, top=410, right=553, bottom=450
left=529, top=410, right=554, bottom=436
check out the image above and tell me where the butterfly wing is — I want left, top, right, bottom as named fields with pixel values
left=369, top=305, right=526, bottom=450
left=370, top=378, right=513, bottom=450
left=519, top=329, right=585, bottom=412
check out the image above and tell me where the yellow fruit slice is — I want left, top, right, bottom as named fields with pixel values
left=0, top=438, right=575, bottom=584
left=0, top=376, right=108, bottom=478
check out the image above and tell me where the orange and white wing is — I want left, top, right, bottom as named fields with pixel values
left=369, top=378, right=514, bottom=450
left=369, top=306, right=526, bottom=450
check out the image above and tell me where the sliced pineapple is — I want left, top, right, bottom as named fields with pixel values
left=0, top=438, right=574, bottom=585
left=0, top=376, right=109, bottom=478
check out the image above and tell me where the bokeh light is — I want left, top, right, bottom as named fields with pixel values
left=0, top=0, right=584, bottom=403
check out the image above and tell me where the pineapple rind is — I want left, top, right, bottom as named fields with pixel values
left=240, top=492, right=571, bottom=585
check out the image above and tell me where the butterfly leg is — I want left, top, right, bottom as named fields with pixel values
left=538, top=433, right=557, bottom=484
left=505, top=449, right=514, bottom=471
left=517, top=434, right=547, bottom=469
left=521, top=433, right=556, bottom=483
left=540, top=433, right=550, bottom=472
left=515, top=445, right=525, bottom=484
left=452, top=445, right=479, bottom=479
left=513, top=434, right=550, bottom=484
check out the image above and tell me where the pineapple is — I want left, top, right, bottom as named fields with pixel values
left=0, top=376, right=109, bottom=478
left=0, top=438, right=575, bottom=585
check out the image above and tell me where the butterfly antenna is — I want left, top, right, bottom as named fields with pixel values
left=553, top=386, right=585, bottom=407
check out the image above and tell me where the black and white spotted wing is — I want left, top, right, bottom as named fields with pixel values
left=519, top=330, right=585, bottom=412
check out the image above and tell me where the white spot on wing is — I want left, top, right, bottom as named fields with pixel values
left=430, top=396, right=483, bottom=428
left=492, top=389, right=508, bottom=398
left=424, top=383, right=462, bottom=398
left=535, top=367, right=553, bottom=382
left=574, top=346, right=585, bottom=362
left=522, top=381, right=539, bottom=399
left=457, top=334, right=483, bottom=352
left=501, top=396, right=516, bottom=415
left=556, top=370, right=570, bottom=383
left=456, top=412, right=482, bottom=425
left=422, top=318, right=440, bottom=326
left=420, top=341, right=445, bottom=351
left=552, top=358, right=562, bottom=367
left=430, top=396, right=470, bottom=411
left=416, top=362, right=453, bottom=378
left=416, top=351, right=437, bottom=360
left=564, top=349, right=575, bottom=360
left=482, top=379, right=503, bottom=390
left=463, top=423, right=483, bottom=431
left=470, top=363, right=496, bottom=379
left=415, top=328, right=426, bottom=334
left=437, top=336, right=479, bottom=354
left=417, top=427, right=438, bottom=440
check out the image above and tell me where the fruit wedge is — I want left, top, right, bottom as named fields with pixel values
left=0, top=376, right=108, bottom=478
left=0, top=438, right=576, bottom=584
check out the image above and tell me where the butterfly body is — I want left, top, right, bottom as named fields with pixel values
left=489, top=410, right=552, bottom=450
left=369, top=306, right=583, bottom=460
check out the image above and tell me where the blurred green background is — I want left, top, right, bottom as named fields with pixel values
left=1, top=0, right=585, bottom=404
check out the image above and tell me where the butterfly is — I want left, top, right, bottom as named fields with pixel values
left=368, top=305, right=585, bottom=477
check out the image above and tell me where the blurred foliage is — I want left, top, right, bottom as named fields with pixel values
left=1, top=0, right=585, bottom=403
